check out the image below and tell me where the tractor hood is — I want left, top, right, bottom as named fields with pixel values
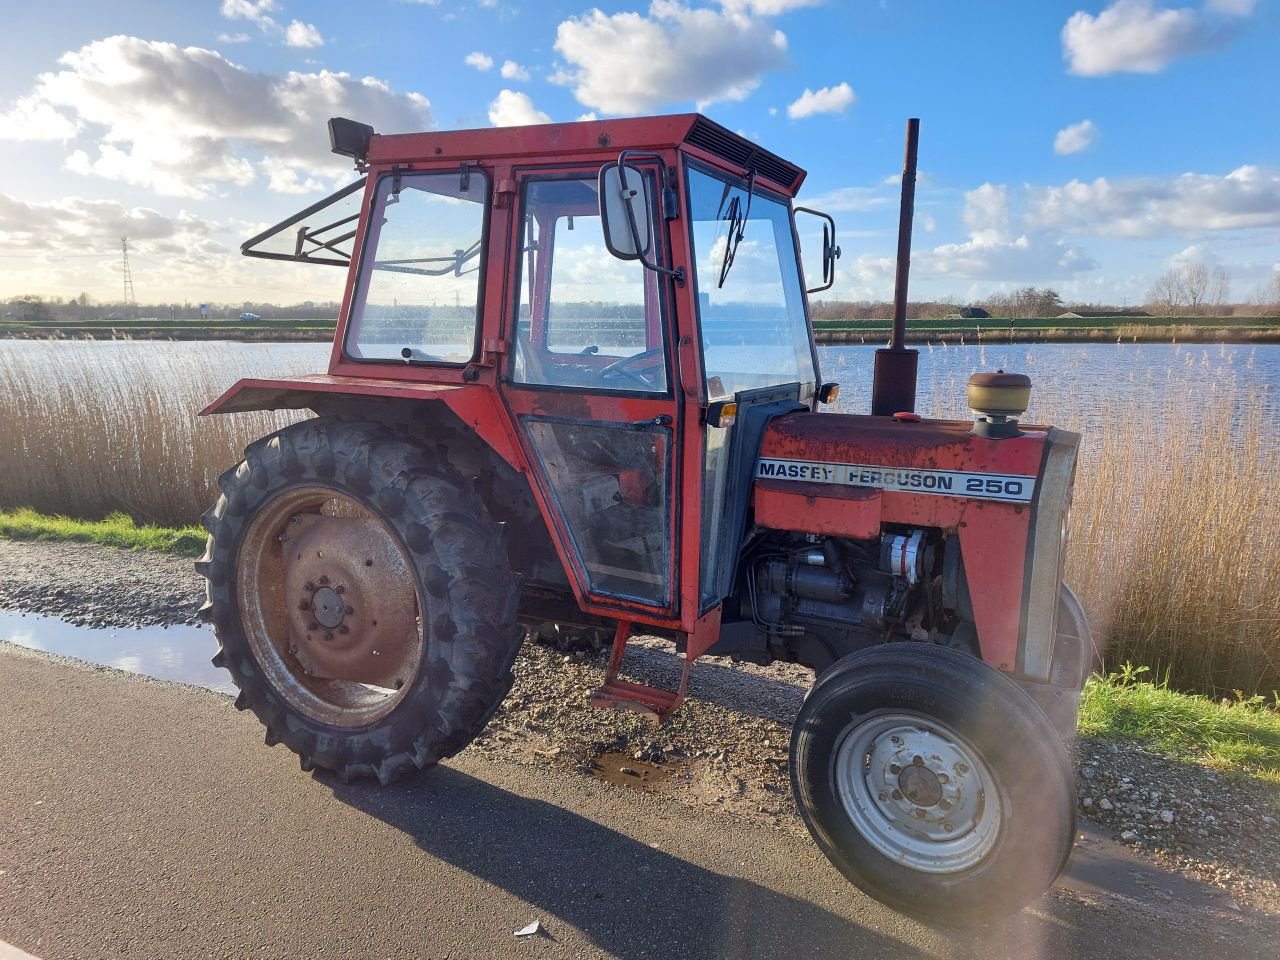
left=752, top=411, right=1080, bottom=682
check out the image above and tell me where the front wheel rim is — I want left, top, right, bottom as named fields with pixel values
left=833, top=711, right=1002, bottom=874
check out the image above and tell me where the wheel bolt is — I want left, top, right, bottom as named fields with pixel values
left=323, top=631, right=334, bottom=642
left=304, top=581, right=316, bottom=592
left=298, top=601, right=310, bottom=611
left=878, top=792, right=888, bottom=802
left=335, top=585, right=345, bottom=595
left=890, top=735, right=902, bottom=745
left=939, top=799, right=952, bottom=811
left=912, top=755, right=924, bottom=766
left=319, top=575, right=330, bottom=585
left=943, top=822, right=954, bottom=832
left=307, top=622, right=319, bottom=631
left=891, top=789, right=903, bottom=801
left=914, top=809, right=927, bottom=820
left=345, top=606, right=354, bottom=616
left=937, top=773, right=950, bottom=784
left=889, top=763, right=901, bottom=774
left=338, top=624, right=350, bottom=635
left=956, top=763, right=969, bottom=774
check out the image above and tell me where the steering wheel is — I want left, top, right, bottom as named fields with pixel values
left=597, top=347, right=665, bottom=387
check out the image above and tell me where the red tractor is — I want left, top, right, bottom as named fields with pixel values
left=199, top=114, right=1090, bottom=923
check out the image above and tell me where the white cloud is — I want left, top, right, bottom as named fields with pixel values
left=553, top=2, right=789, bottom=114
left=464, top=51, right=494, bottom=71
left=217, top=32, right=252, bottom=44
left=1061, top=0, right=1253, bottom=76
left=0, top=36, right=432, bottom=197
left=284, top=21, right=324, bottom=49
left=963, top=183, right=1010, bottom=242
left=1204, top=0, right=1255, bottom=13
left=487, top=89, right=551, bottom=127
left=0, top=94, right=81, bottom=140
left=577, top=111, right=599, bottom=121
left=795, top=185, right=891, bottom=213
left=220, top=0, right=279, bottom=26
left=500, top=59, right=530, bottom=81
left=721, top=0, right=825, bottom=13
left=786, top=81, right=854, bottom=119
left=1054, top=119, right=1097, bottom=155
left=1028, top=165, right=1280, bottom=237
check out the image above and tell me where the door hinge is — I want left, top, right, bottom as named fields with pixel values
left=495, top=178, right=517, bottom=208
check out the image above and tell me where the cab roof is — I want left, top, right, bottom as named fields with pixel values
left=365, top=113, right=806, bottom=195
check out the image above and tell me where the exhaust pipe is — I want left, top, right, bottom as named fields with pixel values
left=870, top=117, right=921, bottom=417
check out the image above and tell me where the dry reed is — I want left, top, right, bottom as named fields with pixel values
left=0, top=342, right=314, bottom=527
left=0, top=341, right=1275, bottom=697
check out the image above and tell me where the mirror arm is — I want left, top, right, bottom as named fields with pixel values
left=795, top=205, right=841, bottom=294
left=616, top=151, right=685, bottom=286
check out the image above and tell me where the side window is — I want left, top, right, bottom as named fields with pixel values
left=346, top=170, right=488, bottom=364
left=512, top=176, right=667, bottom=392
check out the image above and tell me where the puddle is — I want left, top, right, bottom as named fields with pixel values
left=590, top=751, right=675, bottom=791
left=0, top=609, right=234, bottom=694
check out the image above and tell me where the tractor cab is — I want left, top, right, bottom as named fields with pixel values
left=232, top=114, right=835, bottom=648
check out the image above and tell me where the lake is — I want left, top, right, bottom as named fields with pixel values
left=3, top=338, right=1275, bottom=426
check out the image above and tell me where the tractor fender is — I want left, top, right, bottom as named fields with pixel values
left=200, top=374, right=529, bottom=473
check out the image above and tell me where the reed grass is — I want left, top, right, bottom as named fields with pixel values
left=0, top=341, right=312, bottom=527
left=0, top=340, right=1275, bottom=698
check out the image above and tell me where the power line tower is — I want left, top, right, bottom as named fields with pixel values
left=121, top=237, right=136, bottom=310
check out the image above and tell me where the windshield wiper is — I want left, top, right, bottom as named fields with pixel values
left=716, top=169, right=755, bottom=288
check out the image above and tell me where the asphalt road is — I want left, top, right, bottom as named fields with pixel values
left=0, top=643, right=1274, bottom=960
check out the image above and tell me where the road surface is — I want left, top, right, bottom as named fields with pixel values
left=0, top=643, right=1273, bottom=960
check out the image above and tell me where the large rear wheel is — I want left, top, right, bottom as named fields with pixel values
left=790, top=644, right=1075, bottom=925
left=198, top=417, right=522, bottom=784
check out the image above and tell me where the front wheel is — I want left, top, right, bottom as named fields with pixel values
left=790, top=644, right=1075, bottom=925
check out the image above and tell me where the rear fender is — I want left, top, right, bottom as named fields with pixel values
left=201, top=374, right=528, bottom=472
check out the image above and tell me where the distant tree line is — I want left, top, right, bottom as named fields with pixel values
left=1, top=293, right=341, bottom=323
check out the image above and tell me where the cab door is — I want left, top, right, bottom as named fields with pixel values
left=500, top=166, right=684, bottom=622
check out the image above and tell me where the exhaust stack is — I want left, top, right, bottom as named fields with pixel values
left=870, top=118, right=921, bottom=417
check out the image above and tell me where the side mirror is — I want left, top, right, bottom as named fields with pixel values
left=599, top=162, right=653, bottom=260
left=794, top=206, right=841, bottom=294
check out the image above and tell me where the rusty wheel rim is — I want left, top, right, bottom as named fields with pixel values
left=237, top=484, right=424, bottom=728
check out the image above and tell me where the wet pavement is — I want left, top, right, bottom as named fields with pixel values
left=0, top=609, right=231, bottom=693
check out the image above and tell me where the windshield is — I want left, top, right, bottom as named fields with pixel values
left=345, top=169, right=488, bottom=364
left=686, top=164, right=815, bottom=400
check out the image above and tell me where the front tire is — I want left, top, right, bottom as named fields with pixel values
left=790, top=644, right=1075, bottom=925
left=198, top=417, right=522, bottom=784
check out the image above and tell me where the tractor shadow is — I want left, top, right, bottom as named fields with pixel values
left=331, top=765, right=932, bottom=960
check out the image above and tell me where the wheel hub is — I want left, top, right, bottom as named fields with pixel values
left=897, top=763, right=943, bottom=807
left=309, top=585, right=347, bottom=629
left=281, top=513, right=417, bottom=688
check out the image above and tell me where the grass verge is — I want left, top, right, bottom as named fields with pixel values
left=1080, top=666, right=1280, bottom=785
left=0, top=507, right=205, bottom=557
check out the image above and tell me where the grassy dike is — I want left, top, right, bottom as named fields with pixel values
left=1, top=507, right=1277, bottom=784
left=0, top=507, right=205, bottom=556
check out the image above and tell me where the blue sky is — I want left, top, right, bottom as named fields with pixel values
left=0, top=0, right=1276, bottom=306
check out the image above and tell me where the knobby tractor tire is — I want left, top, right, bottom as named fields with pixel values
left=197, top=417, right=522, bottom=785
left=790, top=644, right=1076, bottom=926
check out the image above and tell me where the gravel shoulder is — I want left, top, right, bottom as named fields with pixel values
left=2, top=536, right=1277, bottom=917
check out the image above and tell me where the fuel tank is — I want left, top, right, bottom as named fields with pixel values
left=752, top=411, right=1080, bottom=682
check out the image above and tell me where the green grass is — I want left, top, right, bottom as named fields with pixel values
left=0, top=507, right=205, bottom=557
left=1080, top=665, right=1280, bottom=784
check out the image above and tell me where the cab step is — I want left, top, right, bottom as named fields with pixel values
left=588, top=621, right=690, bottom=722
